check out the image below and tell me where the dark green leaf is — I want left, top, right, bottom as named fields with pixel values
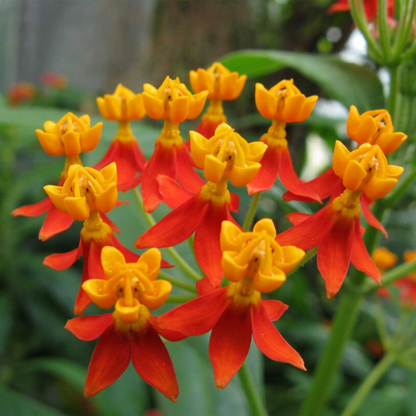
left=221, top=50, right=385, bottom=111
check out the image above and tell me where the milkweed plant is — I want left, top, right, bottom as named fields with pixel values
left=6, top=1, right=416, bottom=415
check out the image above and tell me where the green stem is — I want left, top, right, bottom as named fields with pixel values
left=387, top=65, right=400, bottom=124
left=133, top=188, right=201, bottom=282
left=299, top=288, right=364, bottom=416
left=341, top=353, right=396, bottom=416
left=238, top=363, right=268, bottom=416
left=363, top=259, right=416, bottom=294
left=164, top=247, right=201, bottom=282
left=287, top=247, right=317, bottom=277
left=349, top=0, right=384, bottom=62
left=377, top=0, right=391, bottom=62
left=165, top=294, right=195, bottom=303
left=158, top=271, right=197, bottom=294
left=243, top=192, right=262, bottom=231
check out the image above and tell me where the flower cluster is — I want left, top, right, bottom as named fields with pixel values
left=13, top=61, right=407, bottom=400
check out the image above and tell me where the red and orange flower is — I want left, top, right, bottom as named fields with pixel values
left=247, top=80, right=320, bottom=201
left=156, top=219, right=305, bottom=388
left=66, top=246, right=178, bottom=400
left=139, top=76, right=208, bottom=212
left=190, top=62, right=247, bottom=138
left=94, top=84, right=147, bottom=191
left=12, top=112, right=103, bottom=240
left=136, top=123, right=266, bottom=286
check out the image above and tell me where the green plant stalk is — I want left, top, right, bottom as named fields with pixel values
left=287, top=247, right=317, bottom=277
left=377, top=0, right=391, bottom=62
left=363, top=259, right=416, bottom=294
left=340, top=353, right=396, bottom=416
left=349, top=0, right=384, bottom=62
left=387, top=65, right=400, bottom=125
left=392, top=0, right=416, bottom=59
left=133, top=188, right=201, bottom=282
left=299, top=288, right=364, bottom=416
left=158, top=271, right=197, bottom=294
left=238, top=363, right=268, bottom=416
left=165, top=294, right=195, bottom=303
left=243, top=192, right=262, bottom=231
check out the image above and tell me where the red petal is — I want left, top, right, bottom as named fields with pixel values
left=360, top=194, right=388, bottom=238
left=135, top=195, right=208, bottom=249
left=131, top=322, right=179, bottom=401
left=286, top=212, right=311, bottom=226
left=196, top=118, right=223, bottom=139
left=247, top=146, right=280, bottom=195
left=251, top=303, right=305, bottom=369
left=283, top=168, right=341, bottom=203
left=65, top=314, right=113, bottom=341
left=278, top=149, right=321, bottom=202
left=156, top=287, right=228, bottom=337
left=230, top=192, right=240, bottom=213
left=196, top=276, right=217, bottom=296
left=43, top=239, right=83, bottom=270
left=318, top=214, right=355, bottom=298
left=84, top=323, right=131, bottom=397
left=176, top=144, right=205, bottom=194
left=141, top=143, right=178, bottom=213
left=194, top=202, right=228, bottom=286
left=111, top=234, right=140, bottom=263
left=276, top=205, right=333, bottom=250
left=157, top=175, right=194, bottom=209
left=209, top=302, right=252, bottom=389
left=350, top=218, right=381, bottom=284
left=262, top=300, right=288, bottom=322
left=94, top=140, right=146, bottom=192
left=101, top=212, right=120, bottom=234
left=39, top=205, right=74, bottom=241
left=74, top=240, right=106, bottom=315
left=12, top=197, right=51, bottom=217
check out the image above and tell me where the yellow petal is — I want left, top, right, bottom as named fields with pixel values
left=64, top=196, right=90, bottom=221
left=142, top=92, right=165, bottom=119
left=140, top=280, right=172, bottom=310
left=101, top=246, right=126, bottom=278
left=277, top=246, right=305, bottom=273
left=228, top=160, right=261, bottom=187
left=222, top=252, right=247, bottom=282
left=95, top=183, right=118, bottom=213
left=137, top=248, right=162, bottom=281
left=187, top=91, right=208, bottom=119
left=80, top=122, right=103, bottom=153
left=255, top=83, right=277, bottom=119
left=342, top=160, right=367, bottom=191
left=36, top=130, right=65, bottom=156
left=115, top=298, right=140, bottom=323
left=168, top=96, right=190, bottom=123
left=253, top=268, right=286, bottom=293
left=82, top=279, right=118, bottom=309
left=61, top=131, right=81, bottom=157
left=203, top=154, right=227, bottom=183
left=252, top=218, right=276, bottom=238
left=43, top=185, right=67, bottom=212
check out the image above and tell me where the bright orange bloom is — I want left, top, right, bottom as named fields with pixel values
left=139, top=76, right=208, bottom=212
left=43, top=164, right=139, bottom=314
left=36, top=112, right=102, bottom=157
left=278, top=142, right=403, bottom=297
left=95, top=84, right=147, bottom=191
left=190, top=62, right=247, bottom=138
left=7, top=82, right=36, bottom=106
left=136, top=123, right=266, bottom=286
left=13, top=113, right=103, bottom=240
left=156, top=219, right=305, bottom=388
left=247, top=80, right=320, bottom=201
left=66, top=247, right=178, bottom=400
left=347, top=106, right=407, bottom=155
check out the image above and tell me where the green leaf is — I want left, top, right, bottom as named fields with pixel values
left=221, top=50, right=385, bottom=111
left=0, top=295, right=13, bottom=356
left=155, top=335, right=262, bottom=416
left=0, top=384, right=65, bottom=416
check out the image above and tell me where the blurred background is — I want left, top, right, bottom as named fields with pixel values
left=2, top=0, right=416, bottom=415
